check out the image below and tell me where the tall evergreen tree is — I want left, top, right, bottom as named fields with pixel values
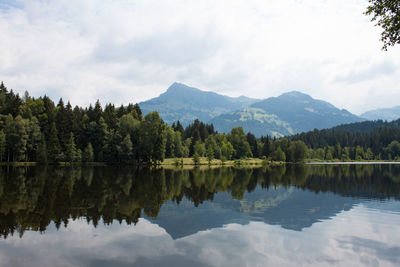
left=0, top=130, right=5, bottom=161
left=48, top=122, right=61, bottom=163
left=65, top=132, right=78, bottom=163
left=26, top=117, right=42, bottom=161
left=246, top=132, right=259, bottom=158
left=37, top=134, right=47, bottom=163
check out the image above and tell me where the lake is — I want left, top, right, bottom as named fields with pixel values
left=0, top=164, right=400, bottom=266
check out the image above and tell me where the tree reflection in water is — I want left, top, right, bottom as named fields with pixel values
left=0, top=164, right=399, bottom=238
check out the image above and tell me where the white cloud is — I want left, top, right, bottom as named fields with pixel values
left=0, top=0, right=399, bottom=114
left=1, top=205, right=400, bottom=266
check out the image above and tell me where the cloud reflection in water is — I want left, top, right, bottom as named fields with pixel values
left=0, top=203, right=399, bottom=267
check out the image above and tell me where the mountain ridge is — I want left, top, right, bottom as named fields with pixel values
left=210, top=88, right=363, bottom=136
left=139, top=82, right=259, bottom=125
left=361, top=106, right=400, bottom=121
left=140, top=82, right=365, bottom=137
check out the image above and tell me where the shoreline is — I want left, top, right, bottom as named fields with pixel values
left=1, top=159, right=399, bottom=167
left=306, top=161, right=400, bottom=165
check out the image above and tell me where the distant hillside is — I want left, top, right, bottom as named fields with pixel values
left=210, top=91, right=364, bottom=137
left=361, top=106, right=400, bottom=121
left=332, top=118, right=400, bottom=133
left=290, top=117, right=400, bottom=150
left=139, top=82, right=259, bottom=125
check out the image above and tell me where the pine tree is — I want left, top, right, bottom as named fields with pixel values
left=26, top=117, right=42, bottom=161
left=65, top=132, right=78, bottom=163
left=133, top=103, right=142, bottom=120
left=175, top=120, right=185, bottom=136
left=173, top=132, right=184, bottom=157
left=48, top=122, right=61, bottom=163
left=103, top=104, right=117, bottom=129
left=93, top=100, right=103, bottom=123
left=246, top=132, right=259, bottom=158
left=0, top=130, right=5, bottom=162
left=55, top=98, right=73, bottom=150
left=37, top=134, right=47, bottom=163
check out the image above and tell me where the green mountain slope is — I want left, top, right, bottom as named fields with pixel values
left=209, top=107, right=295, bottom=137
left=361, top=106, right=400, bottom=121
left=210, top=91, right=364, bottom=137
left=139, top=82, right=259, bottom=125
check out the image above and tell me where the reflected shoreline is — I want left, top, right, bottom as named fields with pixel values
left=307, top=161, right=400, bottom=165
left=1, top=164, right=400, bottom=238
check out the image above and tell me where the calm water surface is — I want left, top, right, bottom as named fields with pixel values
left=0, top=164, right=399, bottom=266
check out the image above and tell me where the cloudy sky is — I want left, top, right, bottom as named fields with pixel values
left=0, top=0, right=399, bottom=115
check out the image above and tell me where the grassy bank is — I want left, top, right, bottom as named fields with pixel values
left=161, top=157, right=285, bottom=167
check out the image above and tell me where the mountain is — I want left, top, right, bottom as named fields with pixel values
left=140, top=84, right=364, bottom=137
left=361, top=106, right=400, bottom=121
left=210, top=91, right=364, bottom=137
left=139, top=82, right=259, bottom=125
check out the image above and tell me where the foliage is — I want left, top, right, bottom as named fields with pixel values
left=0, top=82, right=400, bottom=165
left=229, top=127, right=252, bottom=159
left=365, top=0, right=400, bottom=50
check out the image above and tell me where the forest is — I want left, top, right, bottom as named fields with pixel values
left=290, top=119, right=400, bottom=161
left=0, top=82, right=399, bottom=165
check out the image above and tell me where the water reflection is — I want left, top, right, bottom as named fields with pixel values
left=0, top=164, right=399, bottom=238
left=0, top=204, right=399, bottom=267
left=1, top=165, right=400, bottom=266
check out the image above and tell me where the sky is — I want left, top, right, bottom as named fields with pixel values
left=0, top=0, right=399, bottom=115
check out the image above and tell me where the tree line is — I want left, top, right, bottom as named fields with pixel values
left=1, top=82, right=400, bottom=164
left=0, top=82, right=309, bottom=164
left=290, top=121, right=400, bottom=160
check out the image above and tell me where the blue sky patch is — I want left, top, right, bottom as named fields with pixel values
left=0, top=0, right=23, bottom=10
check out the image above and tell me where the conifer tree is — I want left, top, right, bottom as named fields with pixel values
left=65, top=132, right=78, bottom=163
left=37, top=134, right=47, bottom=163
left=48, top=122, right=61, bottom=162
left=26, top=117, right=42, bottom=161
left=0, top=130, right=5, bottom=161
